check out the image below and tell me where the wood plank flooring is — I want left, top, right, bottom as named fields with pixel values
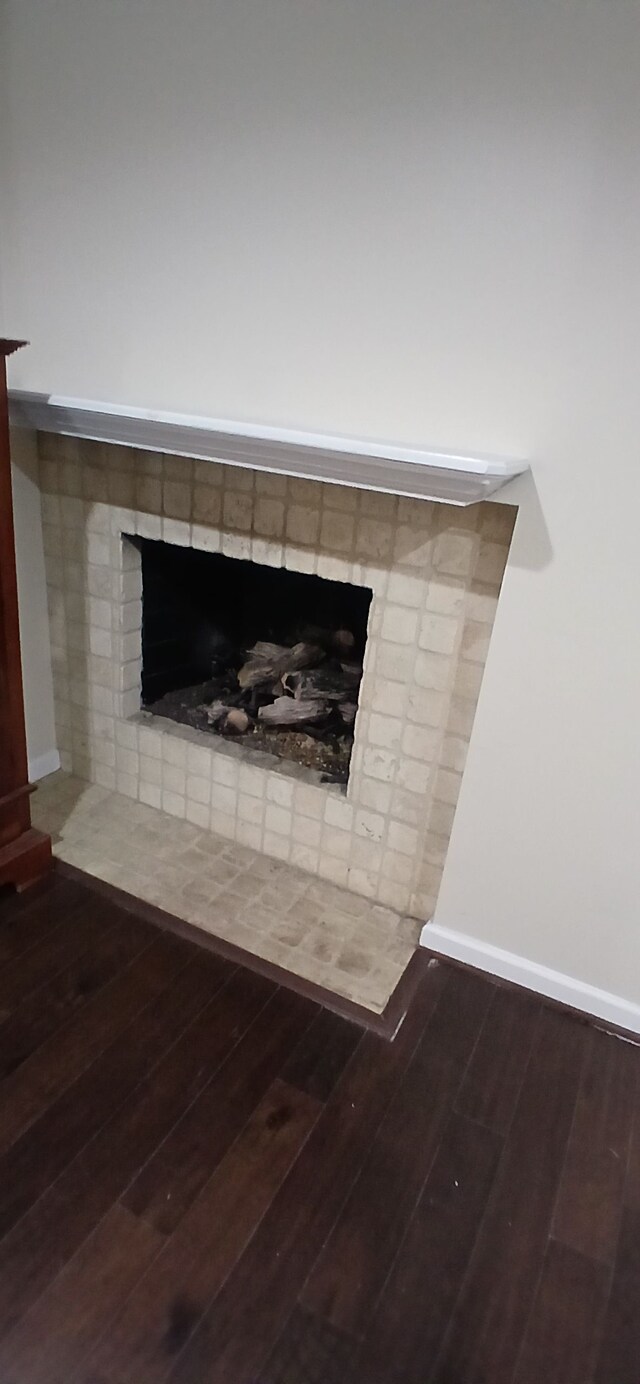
left=0, top=872, right=638, bottom=1382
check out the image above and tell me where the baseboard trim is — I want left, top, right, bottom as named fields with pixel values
left=421, top=922, right=640, bottom=1037
left=29, top=749, right=61, bottom=782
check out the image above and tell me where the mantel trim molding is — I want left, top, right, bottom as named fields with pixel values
left=9, top=390, right=528, bottom=506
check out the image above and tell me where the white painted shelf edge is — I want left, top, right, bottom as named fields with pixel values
left=9, top=390, right=528, bottom=506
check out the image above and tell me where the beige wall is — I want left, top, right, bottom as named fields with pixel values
left=10, top=428, right=58, bottom=777
left=2, top=2, right=640, bottom=1007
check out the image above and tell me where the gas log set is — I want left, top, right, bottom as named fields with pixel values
left=138, top=538, right=371, bottom=783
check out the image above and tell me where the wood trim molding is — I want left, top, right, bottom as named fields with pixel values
left=9, top=389, right=528, bottom=506
left=0, top=341, right=52, bottom=890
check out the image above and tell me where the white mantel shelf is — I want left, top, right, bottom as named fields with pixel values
left=9, top=391, right=528, bottom=506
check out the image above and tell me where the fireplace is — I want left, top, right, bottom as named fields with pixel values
left=137, top=537, right=371, bottom=785
left=38, top=436, right=516, bottom=915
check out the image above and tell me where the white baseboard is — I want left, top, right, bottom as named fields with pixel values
left=421, top=921, right=640, bottom=1037
left=28, top=748, right=61, bottom=782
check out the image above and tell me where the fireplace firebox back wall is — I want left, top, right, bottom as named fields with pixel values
left=38, top=433, right=515, bottom=916
left=137, top=537, right=372, bottom=784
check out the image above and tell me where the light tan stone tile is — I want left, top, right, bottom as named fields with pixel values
left=322, top=484, right=358, bottom=513
left=320, top=510, right=355, bottom=554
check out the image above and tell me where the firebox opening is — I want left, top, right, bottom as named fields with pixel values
left=135, top=537, right=372, bottom=785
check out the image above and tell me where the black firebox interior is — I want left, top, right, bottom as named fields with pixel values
left=138, top=538, right=371, bottom=706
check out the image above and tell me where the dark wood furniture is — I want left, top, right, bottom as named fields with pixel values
left=0, top=339, right=51, bottom=890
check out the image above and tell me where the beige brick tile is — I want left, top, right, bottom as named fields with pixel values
left=191, top=523, right=220, bottom=553
left=355, top=809, right=385, bottom=844
left=136, top=476, right=162, bottom=513
left=376, top=877, right=412, bottom=912
left=136, top=512, right=162, bottom=540
left=222, top=465, right=254, bottom=492
left=162, top=763, right=187, bottom=796
left=186, top=744, right=212, bottom=777
left=419, top=612, right=458, bottom=656
left=475, top=539, right=508, bottom=584
left=210, top=807, right=237, bottom=838
left=386, top=570, right=424, bottom=608
left=254, top=497, right=285, bottom=538
left=440, top=735, right=469, bottom=772
left=290, top=844, right=320, bottom=875
left=434, top=768, right=462, bottom=808
left=186, top=773, right=211, bottom=805
left=322, top=484, right=358, bottom=513
left=163, top=455, right=192, bottom=483
left=397, top=757, right=431, bottom=796
left=163, top=480, right=191, bottom=520
left=140, top=754, right=162, bottom=787
left=116, top=771, right=138, bottom=800
left=380, top=848, right=415, bottom=885
left=140, top=781, right=162, bottom=809
left=292, top=815, right=322, bottom=849
left=286, top=505, right=320, bottom=547
left=255, top=471, right=287, bottom=497
left=407, top=686, right=446, bottom=727
left=433, top=530, right=477, bottom=577
left=324, top=796, right=353, bottom=830
left=429, top=799, right=456, bottom=837
left=238, top=793, right=263, bottom=826
left=194, top=460, right=223, bottom=487
left=212, top=754, right=239, bottom=788
left=381, top=605, right=419, bottom=646
left=371, top=679, right=406, bottom=718
left=414, top=650, right=451, bottom=693
left=453, top=660, right=485, bottom=701
left=318, top=853, right=350, bottom=888
left=211, top=783, right=238, bottom=816
left=320, top=511, right=355, bottom=553
left=461, top=620, right=492, bottom=663
left=402, top=723, right=439, bottom=761
left=138, top=725, right=163, bottom=758
left=359, top=491, right=397, bottom=522
left=266, top=776, right=294, bottom=808
left=263, top=830, right=291, bottom=862
left=356, top=518, right=392, bottom=561
left=465, top=585, right=499, bottom=623
left=236, top=822, right=263, bottom=851
left=89, top=627, right=113, bottom=659
left=251, top=537, right=284, bottom=567
left=368, top=713, right=402, bottom=750
left=376, top=643, right=416, bottom=683
left=223, top=490, right=253, bottom=532
left=185, top=800, right=211, bottom=828
left=164, top=736, right=188, bottom=768
left=481, top=503, right=516, bottom=542
left=359, top=778, right=393, bottom=814
left=133, top=450, right=162, bottom=479
left=115, top=746, right=139, bottom=777
left=87, top=533, right=110, bottom=567
left=321, top=825, right=352, bottom=861
left=316, top=552, right=350, bottom=582
left=393, top=525, right=435, bottom=570
left=162, top=517, right=191, bottom=546
left=239, top=763, right=265, bottom=798
left=387, top=820, right=419, bottom=857
left=221, top=531, right=252, bottom=561
left=265, top=804, right=292, bottom=836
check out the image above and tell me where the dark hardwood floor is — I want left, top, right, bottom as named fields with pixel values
left=0, top=872, right=638, bottom=1383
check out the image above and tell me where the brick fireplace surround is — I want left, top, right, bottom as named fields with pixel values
left=38, top=433, right=515, bottom=920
